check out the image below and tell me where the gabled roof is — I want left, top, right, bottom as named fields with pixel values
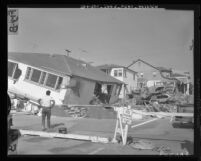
left=8, top=52, right=123, bottom=84
left=127, top=59, right=171, bottom=72
left=97, top=64, right=137, bottom=74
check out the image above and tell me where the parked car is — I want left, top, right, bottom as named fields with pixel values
left=172, top=104, right=194, bottom=128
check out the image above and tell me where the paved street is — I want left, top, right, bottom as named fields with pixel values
left=10, top=112, right=193, bottom=155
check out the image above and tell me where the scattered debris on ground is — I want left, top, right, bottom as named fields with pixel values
left=130, top=139, right=155, bottom=150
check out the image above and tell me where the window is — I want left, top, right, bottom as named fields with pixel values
left=31, top=69, right=41, bottom=83
left=25, top=66, right=64, bottom=90
left=114, top=70, right=118, bottom=77
left=133, top=73, right=135, bottom=80
left=118, top=69, right=122, bottom=77
left=45, top=73, right=57, bottom=88
left=8, top=61, right=17, bottom=78
left=114, top=69, right=123, bottom=77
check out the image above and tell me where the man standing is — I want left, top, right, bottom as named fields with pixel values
left=39, top=90, right=55, bottom=131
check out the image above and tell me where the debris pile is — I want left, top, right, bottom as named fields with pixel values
left=65, top=106, right=88, bottom=118
left=112, top=87, right=194, bottom=114
left=130, top=139, right=155, bottom=150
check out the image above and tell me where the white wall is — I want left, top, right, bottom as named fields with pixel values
left=123, top=69, right=137, bottom=93
left=110, top=68, right=124, bottom=81
left=8, top=60, right=69, bottom=105
left=110, top=68, right=137, bottom=98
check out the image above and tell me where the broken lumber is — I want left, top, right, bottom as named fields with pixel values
left=19, top=130, right=109, bottom=143
left=132, top=109, right=193, bottom=117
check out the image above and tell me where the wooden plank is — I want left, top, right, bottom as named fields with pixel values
left=131, top=118, right=159, bottom=128
left=19, top=130, right=109, bottom=143
left=132, top=109, right=193, bottom=117
left=67, top=104, right=103, bottom=108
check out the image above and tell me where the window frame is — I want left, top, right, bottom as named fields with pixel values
left=118, top=69, right=123, bottom=77
left=24, top=66, right=64, bottom=91
left=114, top=70, right=118, bottom=77
left=30, top=68, right=42, bottom=83
left=45, top=73, right=58, bottom=89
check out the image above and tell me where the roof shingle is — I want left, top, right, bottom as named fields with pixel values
left=8, top=52, right=123, bottom=84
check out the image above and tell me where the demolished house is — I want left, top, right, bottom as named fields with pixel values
left=8, top=52, right=124, bottom=106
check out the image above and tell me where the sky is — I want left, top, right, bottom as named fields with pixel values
left=8, top=8, right=194, bottom=81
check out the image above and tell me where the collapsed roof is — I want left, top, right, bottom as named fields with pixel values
left=8, top=52, right=124, bottom=84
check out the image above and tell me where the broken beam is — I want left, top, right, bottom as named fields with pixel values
left=19, top=130, right=109, bottom=143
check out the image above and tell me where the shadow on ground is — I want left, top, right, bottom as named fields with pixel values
left=181, top=140, right=194, bottom=155
left=172, top=122, right=194, bottom=129
left=50, top=123, right=65, bottom=129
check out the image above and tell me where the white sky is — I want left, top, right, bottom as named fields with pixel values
left=8, top=8, right=194, bottom=81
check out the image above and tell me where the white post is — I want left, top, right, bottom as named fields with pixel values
left=186, top=78, right=189, bottom=95
left=112, top=119, right=119, bottom=143
left=123, top=124, right=129, bottom=146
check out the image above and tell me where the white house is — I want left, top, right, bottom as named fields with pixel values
left=8, top=52, right=124, bottom=106
left=97, top=64, right=138, bottom=98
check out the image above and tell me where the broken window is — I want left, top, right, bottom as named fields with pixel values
left=8, top=61, right=17, bottom=78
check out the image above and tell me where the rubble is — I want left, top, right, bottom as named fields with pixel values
left=152, top=145, right=172, bottom=154
left=130, top=139, right=155, bottom=150
left=112, top=88, right=194, bottom=115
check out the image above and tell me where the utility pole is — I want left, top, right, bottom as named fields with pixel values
left=65, top=49, right=71, bottom=57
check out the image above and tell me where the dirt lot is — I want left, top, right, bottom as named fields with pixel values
left=9, top=111, right=194, bottom=155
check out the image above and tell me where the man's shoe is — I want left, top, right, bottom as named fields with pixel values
left=42, top=128, right=46, bottom=131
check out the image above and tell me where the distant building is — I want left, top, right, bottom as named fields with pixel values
left=8, top=52, right=124, bottom=105
left=127, top=59, right=172, bottom=88
left=97, top=64, right=137, bottom=98
left=171, top=72, right=191, bottom=95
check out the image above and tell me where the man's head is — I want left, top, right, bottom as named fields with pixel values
left=46, top=90, right=51, bottom=96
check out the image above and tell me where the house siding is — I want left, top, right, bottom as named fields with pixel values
left=123, top=69, right=138, bottom=92
left=110, top=67, right=137, bottom=98
left=63, top=77, right=96, bottom=105
left=128, top=61, right=168, bottom=88
left=8, top=60, right=68, bottom=105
